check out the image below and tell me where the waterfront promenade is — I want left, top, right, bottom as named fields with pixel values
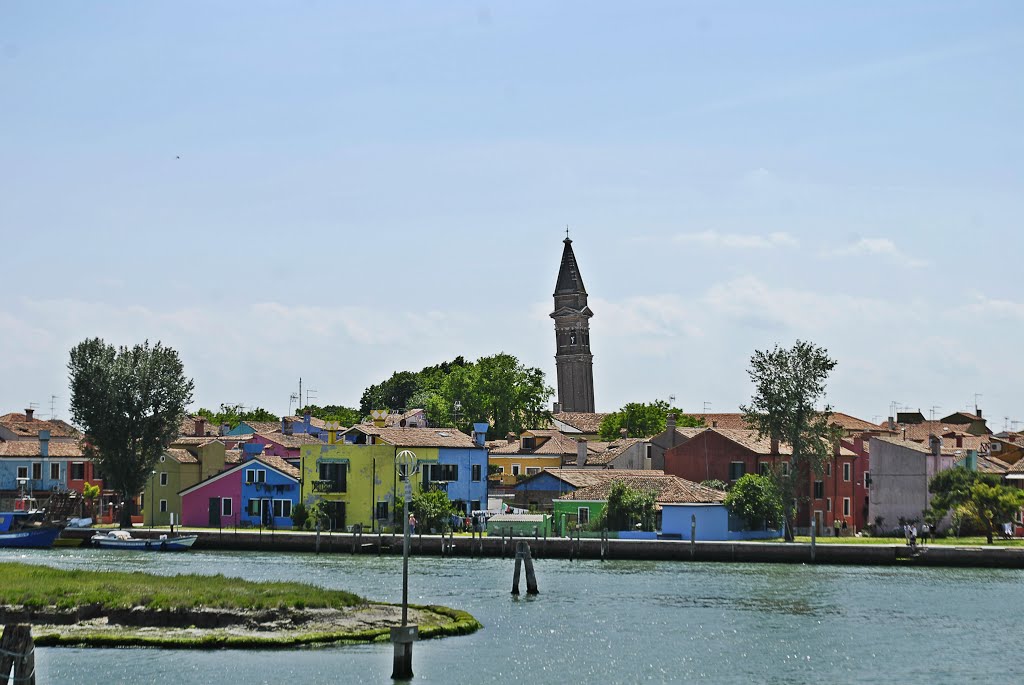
left=60, top=527, right=1024, bottom=568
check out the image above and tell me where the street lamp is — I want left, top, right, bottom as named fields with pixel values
left=149, top=469, right=156, bottom=531
left=392, top=449, right=419, bottom=679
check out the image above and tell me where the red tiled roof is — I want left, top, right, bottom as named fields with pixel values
left=0, top=415, right=81, bottom=438
left=527, top=468, right=666, bottom=489
left=551, top=412, right=609, bottom=434
left=584, top=438, right=645, bottom=466
left=346, top=425, right=477, bottom=448
left=558, top=474, right=726, bottom=504
left=0, top=440, right=85, bottom=457
left=489, top=429, right=581, bottom=456
left=165, top=448, right=198, bottom=464
left=254, top=454, right=300, bottom=479
left=256, top=432, right=323, bottom=449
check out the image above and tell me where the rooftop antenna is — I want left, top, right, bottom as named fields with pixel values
left=974, top=393, right=983, bottom=415
left=929, top=406, right=941, bottom=421
left=1004, top=416, right=1010, bottom=432
left=49, top=395, right=59, bottom=420
left=703, top=401, right=712, bottom=413
left=305, top=388, right=318, bottom=408
left=1012, top=420, right=1022, bottom=432
left=890, top=400, right=900, bottom=420
left=872, top=415, right=882, bottom=425
left=288, top=392, right=299, bottom=415
left=668, top=394, right=676, bottom=406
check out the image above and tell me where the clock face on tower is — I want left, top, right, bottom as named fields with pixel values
left=550, top=237, right=595, bottom=413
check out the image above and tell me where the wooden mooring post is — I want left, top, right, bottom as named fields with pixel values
left=810, top=521, right=817, bottom=563
left=690, top=514, right=697, bottom=560
left=511, top=541, right=539, bottom=595
left=0, top=624, right=35, bottom=685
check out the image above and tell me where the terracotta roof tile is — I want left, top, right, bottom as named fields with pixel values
left=257, top=432, right=323, bottom=448
left=551, top=412, right=609, bottom=434
left=558, top=474, right=726, bottom=504
left=165, top=448, right=198, bottom=464
left=0, top=440, right=85, bottom=457
left=527, top=468, right=666, bottom=489
left=253, top=454, right=300, bottom=479
left=0, top=415, right=81, bottom=438
left=585, top=438, right=645, bottom=465
left=345, top=425, right=477, bottom=448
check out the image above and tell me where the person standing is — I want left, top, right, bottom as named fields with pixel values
left=921, top=522, right=930, bottom=547
left=409, top=513, right=417, bottom=535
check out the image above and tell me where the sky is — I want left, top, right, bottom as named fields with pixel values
left=2, top=2, right=1023, bottom=430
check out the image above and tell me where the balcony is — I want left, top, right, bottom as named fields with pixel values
left=312, top=480, right=344, bottom=494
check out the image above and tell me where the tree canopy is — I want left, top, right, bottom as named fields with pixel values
left=68, top=338, right=194, bottom=527
left=740, top=340, right=841, bottom=541
left=295, top=404, right=363, bottom=428
left=725, top=473, right=784, bottom=531
left=598, top=400, right=702, bottom=440
left=967, top=482, right=1024, bottom=544
left=360, top=353, right=552, bottom=438
left=599, top=481, right=657, bottom=532
left=928, top=467, right=1020, bottom=543
left=195, top=404, right=278, bottom=430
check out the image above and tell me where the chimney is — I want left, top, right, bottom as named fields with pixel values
left=304, top=411, right=312, bottom=426
left=929, top=435, right=941, bottom=457
left=24, top=408, right=34, bottom=421
left=619, top=428, right=628, bottom=440
left=976, top=408, right=983, bottom=418
left=887, top=416, right=895, bottom=431
left=553, top=402, right=561, bottom=414
left=577, top=439, right=588, bottom=467
left=955, top=435, right=963, bottom=448
left=472, top=422, right=488, bottom=447
left=712, top=420, right=718, bottom=428
left=770, top=437, right=780, bottom=454
left=666, top=413, right=677, bottom=448
left=506, top=432, right=516, bottom=444
left=39, top=429, right=50, bottom=458
left=853, top=436, right=865, bottom=454
left=282, top=418, right=294, bottom=436
left=220, top=422, right=231, bottom=436
left=194, top=418, right=206, bottom=437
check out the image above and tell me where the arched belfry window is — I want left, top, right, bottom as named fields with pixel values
left=569, top=329, right=577, bottom=345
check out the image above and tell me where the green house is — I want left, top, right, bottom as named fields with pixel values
left=142, top=440, right=226, bottom=527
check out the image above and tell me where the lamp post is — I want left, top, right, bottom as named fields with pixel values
left=392, top=449, right=419, bottom=679
left=149, top=469, right=156, bottom=531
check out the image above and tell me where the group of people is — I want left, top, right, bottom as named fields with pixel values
left=831, top=518, right=849, bottom=536
left=904, top=522, right=932, bottom=551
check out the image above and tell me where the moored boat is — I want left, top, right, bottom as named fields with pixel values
left=0, top=494, right=66, bottom=549
left=90, top=530, right=198, bottom=551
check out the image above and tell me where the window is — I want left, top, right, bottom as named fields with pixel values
left=578, top=507, right=590, bottom=525
left=249, top=499, right=262, bottom=516
left=759, top=462, right=770, bottom=476
left=813, top=481, right=824, bottom=499
left=159, top=472, right=168, bottom=487
left=843, top=463, right=851, bottom=482
left=511, top=464, right=521, bottom=476
left=32, top=463, right=42, bottom=480
left=729, top=462, right=746, bottom=481
left=497, top=466, right=505, bottom=474
left=471, top=464, right=482, bottom=482
left=50, top=463, right=60, bottom=480
left=257, top=470, right=267, bottom=483
left=317, top=463, right=346, bottom=492
left=159, top=499, right=167, bottom=513
left=864, top=472, right=871, bottom=489
left=826, top=463, right=832, bottom=477
left=424, top=464, right=458, bottom=482
left=221, top=498, right=232, bottom=517
left=470, top=499, right=481, bottom=512
left=526, top=467, right=540, bottom=475
left=843, top=497, right=851, bottom=517
left=71, top=462, right=85, bottom=480
left=781, top=462, right=790, bottom=476
left=246, top=469, right=267, bottom=484
left=16, top=466, right=27, bottom=480
left=826, top=497, right=832, bottom=512
left=376, top=501, right=389, bottom=520
left=273, top=499, right=292, bottom=518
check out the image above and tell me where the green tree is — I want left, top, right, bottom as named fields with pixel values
left=599, top=481, right=657, bottom=532
left=700, top=479, right=730, bottom=492
left=296, top=404, right=363, bottom=428
left=359, top=371, right=420, bottom=416
left=724, top=473, right=784, bottom=531
left=740, top=340, right=841, bottom=541
left=82, top=481, right=101, bottom=518
left=598, top=400, right=702, bottom=440
left=928, top=466, right=1002, bottom=516
left=411, top=487, right=456, bottom=533
left=196, top=403, right=278, bottom=430
left=966, top=482, right=1024, bottom=544
left=68, top=339, right=194, bottom=528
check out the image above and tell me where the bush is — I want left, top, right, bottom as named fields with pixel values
left=291, top=502, right=309, bottom=530
left=725, top=473, right=783, bottom=531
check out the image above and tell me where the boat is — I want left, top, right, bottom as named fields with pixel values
left=90, top=530, right=199, bottom=551
left=0, top=495, right=65, bottom=549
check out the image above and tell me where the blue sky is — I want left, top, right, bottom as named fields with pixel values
left=2, top=2, right=1022, bottom=429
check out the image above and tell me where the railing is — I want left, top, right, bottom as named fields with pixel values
left=312, top=480, right=343, bottom=493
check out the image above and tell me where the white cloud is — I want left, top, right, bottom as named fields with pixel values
left=671, top=230, right=799, bottom=249
left=825, top=237, right=928, bottom=268
left=958, top=295, right=1024, bottom=320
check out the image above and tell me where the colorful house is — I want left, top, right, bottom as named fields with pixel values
left=0, top=431, right=85, bottom=494
left=512, top=468, right=661, bottom=512
left=141, top=439, right=226, bottom=527
left=282, top=413, right=330, bottom=440
left=248, top=431, right=323, bottom=466
left=225, top=420, right=281, bottom=437
left=300, top=425, right=488, bottom=533
left=488, top=430, right=581, bottom=488
left=179, top=445, right=300, bottom=528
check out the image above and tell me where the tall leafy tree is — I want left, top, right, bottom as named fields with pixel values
left=740, top=340, right=841, bottom=541
left=295, top=404, right=363, bottom=428
left=68, top=338, right=194, bottom=528
left=599, top=481, right=657, bottom=532
left=725, top=473, right=783, bottom=531
left=598, top=400, right=702, bottom=440
left=196, top=403, right=277, bottom=429
left=968, top=482, right=1024, bottom=545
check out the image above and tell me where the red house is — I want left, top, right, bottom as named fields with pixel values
left=664, top=428, right=864, bottom=535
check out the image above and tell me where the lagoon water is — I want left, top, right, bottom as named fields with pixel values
left=2, top=547, right=1022, bottom=684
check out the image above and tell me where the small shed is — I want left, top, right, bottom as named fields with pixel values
left=486, top=513, right=551, bottom=537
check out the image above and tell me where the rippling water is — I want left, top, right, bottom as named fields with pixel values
left=2, top=547, right=1021, bottom=684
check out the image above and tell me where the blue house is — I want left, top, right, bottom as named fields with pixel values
left=425, top=423, right=490, bottom=515
left=661, top=503, right=783, bottom=541
left=0, top=431, right=82, bottom=494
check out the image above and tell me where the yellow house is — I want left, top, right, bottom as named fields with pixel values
left=487, top=429, right=576, bottom=486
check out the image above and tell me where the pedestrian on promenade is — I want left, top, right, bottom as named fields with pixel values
left=921, top=522, right=930, bottom=547
left=409, top=514, right=416, bottom=535
left=833, top=517, right=841, bottom=538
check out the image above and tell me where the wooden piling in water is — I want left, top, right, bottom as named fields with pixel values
left=0, top=624, right=35, bottom=685
left=511, top=541, right=539, bottom=595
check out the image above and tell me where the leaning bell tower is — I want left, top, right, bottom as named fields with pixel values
left=550, top=236, right=595, bottom=413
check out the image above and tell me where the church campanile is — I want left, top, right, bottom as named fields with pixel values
left=551, top=236, right=595, bottom=413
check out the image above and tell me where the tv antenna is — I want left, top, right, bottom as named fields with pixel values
left=49, top=395, right=59, bottom=420
left=288, top=392, right=299, bottom=415
left=703, top=401, right=712, bottom=413
left=929, top=406, right=941, bottom=421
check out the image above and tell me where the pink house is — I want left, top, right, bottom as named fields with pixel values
left=247, top=432, right=322, bottom=466
left=179, top=467, right=242, bottom=528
